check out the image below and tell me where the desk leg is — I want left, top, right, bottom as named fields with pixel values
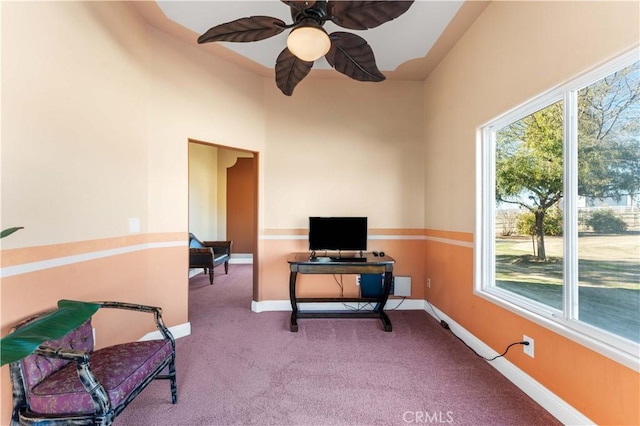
left=375, top=271, right=393, bottom=332
left=289, top=270, right=298, bottom=332
left=380, top=312, right=392, bottom=332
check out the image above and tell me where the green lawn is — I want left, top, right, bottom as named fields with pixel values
left=494, top=234, right=639, bottom=342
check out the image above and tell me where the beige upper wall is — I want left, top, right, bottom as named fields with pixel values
left=1, top=2, right=268, bottom=249
left=145, top=25, right=266, bottom=234
left=423, top=0, right=640, bottom=233
left=1, top=1, right=150, bottom=248
left=263, top=79, right=425, bottom=230
left=189, top=143, right=218, bottom=239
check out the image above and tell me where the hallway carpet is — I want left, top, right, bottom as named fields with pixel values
left=115, top=264, right=561, bottom=425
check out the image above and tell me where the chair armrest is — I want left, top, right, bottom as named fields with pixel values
left=189, top=247, right=214, bottom=254
left=97, top=301, right=161, bottom=314
left=94, top=302, right=175, bottom=345
left=201, top=240, right=232, bottom=256
left=34, top=345, right=89, bottom=363
left=189, top=248, right=215, bottom=271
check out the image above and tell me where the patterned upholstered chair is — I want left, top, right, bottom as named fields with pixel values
left=189, top=233, right=232, bottom=284
left=8, top=302, right=177, bottom=426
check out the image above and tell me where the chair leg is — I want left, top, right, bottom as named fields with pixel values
left=169, top=355, right=178, bottom=404
left=209, top=268, right=213, bottom=285
left=224, top=262, right=229, bottom=274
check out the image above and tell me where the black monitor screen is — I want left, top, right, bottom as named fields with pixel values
left=308, top=217, right=368, bottom=251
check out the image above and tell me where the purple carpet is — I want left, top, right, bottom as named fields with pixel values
left=115, top=264, right=560, bottom=425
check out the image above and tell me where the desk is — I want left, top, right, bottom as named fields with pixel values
left=287, top=252, right=395, bottom=332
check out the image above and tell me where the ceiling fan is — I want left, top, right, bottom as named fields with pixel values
left=197, top=1, right=415, bottom=96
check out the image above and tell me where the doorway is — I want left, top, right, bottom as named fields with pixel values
left=188, top=140, right=258, bottom=300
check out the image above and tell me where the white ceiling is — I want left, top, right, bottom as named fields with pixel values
left=157, top=1, right=464, bottom=72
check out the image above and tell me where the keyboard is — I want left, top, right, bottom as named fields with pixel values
left=329, top=257, right=367, bottom=262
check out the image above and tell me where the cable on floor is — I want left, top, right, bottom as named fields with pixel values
left=425, top=299, right=528, bottom=362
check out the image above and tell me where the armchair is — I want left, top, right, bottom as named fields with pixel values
left=189, top=233, right=232, bottom=284
left=8, top=301, right=176, bottom=426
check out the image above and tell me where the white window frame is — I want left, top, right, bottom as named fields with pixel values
left=475, top=47, right=640, bottom=371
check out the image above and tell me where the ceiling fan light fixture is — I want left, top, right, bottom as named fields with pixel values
left=286, top=22, right=330, bottom=62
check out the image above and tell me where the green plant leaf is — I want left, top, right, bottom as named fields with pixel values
left=0, top=300, right=100, bottom=366
left=0, top=227, right=24, bottom=238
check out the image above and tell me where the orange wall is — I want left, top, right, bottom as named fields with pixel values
left=259, top=229, right=426, bottom=302
left=422, top=2, right=639, bottom=425
left=0, top=235, right=187, bottom=423
left=423, top=233, right=639, bottom=425
left=1, top=235, right=187, bottom=334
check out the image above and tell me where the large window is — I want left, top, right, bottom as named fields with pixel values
left=477, top=50, right=639, bottom=365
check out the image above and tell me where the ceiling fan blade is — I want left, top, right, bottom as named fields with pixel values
left=281, top=0, right=316, bottom=12
left=197, top=16, right=286, bottom=44
left=275, top=48, right=314, bottom=96
left=329, top=1, right=414, bottom=30
left=325, top=32, right=385, bottom=82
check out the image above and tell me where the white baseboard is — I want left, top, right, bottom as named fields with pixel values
left=252, top=299, right=291, bottom=312
left=424, top=303, right=594, bottom=426
left=230, top=254, right=253, bottom=264
left=386, top=298, right=426, bottom=311
left=188, top=268, right=202, bottom=278
left=140, top=321, right=191, bottom=341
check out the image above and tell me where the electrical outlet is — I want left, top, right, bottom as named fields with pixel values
left=523, top=335, right=534, bottom=358
left=427, top=278, right=431, bottom=288
left=128, top=217, right=140, bottom=233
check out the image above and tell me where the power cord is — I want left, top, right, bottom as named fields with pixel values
left=333, top=274, right=344, bottom=297
left=344, top=302, right=373, bottom=311
left=342, top=297, right=407, bottom=312
left=426, top=300, right=529, bottom=362
left=385, top=297, right=407, bottom=310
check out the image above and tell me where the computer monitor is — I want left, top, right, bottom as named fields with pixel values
left=308, top=217, right=368, bottom=252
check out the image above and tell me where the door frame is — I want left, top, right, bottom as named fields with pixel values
left=188, top=138, right=259, bottom=301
